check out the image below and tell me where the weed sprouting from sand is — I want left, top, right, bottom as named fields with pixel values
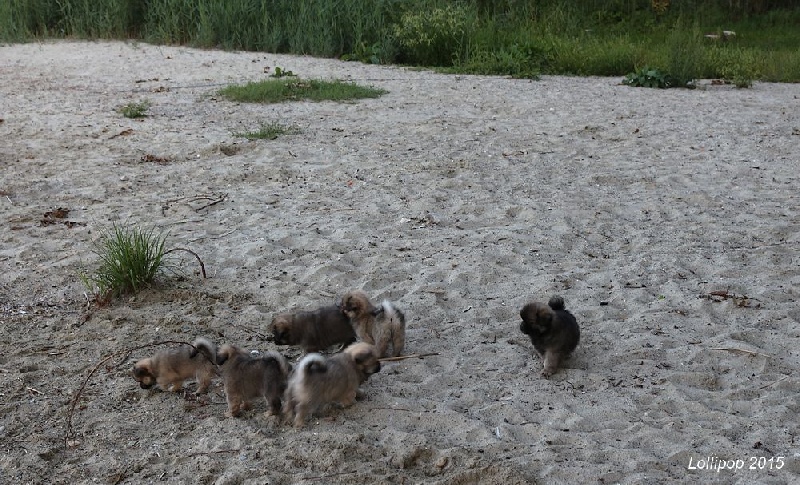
left=119, top=100, right=151, bottom=118
left=80, top=223, right=167, bottom=302
left=269, top=66, right=295, bottom=78
left=219, top=78, right=387, bottom=103
left=234, top=121, right=300, bottom=140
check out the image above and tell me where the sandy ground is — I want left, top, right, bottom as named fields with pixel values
left=1, top=40, right=799, bottom=484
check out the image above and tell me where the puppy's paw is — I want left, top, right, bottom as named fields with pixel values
left=541, top=368, right=554, bottom=378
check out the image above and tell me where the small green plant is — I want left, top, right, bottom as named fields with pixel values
left=80, top=223, right=167, bottom=302
left=622, top=66, right=676, bottom=88
left=219, top=78, right=387, bottom=103
left=119, top=100, right=151, bottom=118
left=234, top=121, right=299, bottom=140
left=270, top=66, right=295, bottom=78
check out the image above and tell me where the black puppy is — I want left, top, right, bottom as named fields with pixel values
left=519, top=296, right=580, bottom=378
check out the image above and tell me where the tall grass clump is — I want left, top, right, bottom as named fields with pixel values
left=80, top=224, right=168, bottom=301
left=0, top=0, right=63, bottom=39
left=57, top=0, right=145, bottom=38
left=143, top=0, right=394, bottom=58
left=664, top=25, right=707, bottom=87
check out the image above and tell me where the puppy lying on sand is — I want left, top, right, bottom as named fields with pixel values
left=283, top=342, right=381, bottom=427
left=216, top=344, right=291, bottom=418
left=132, top=337, right=217, bottom=393
left=519, top=296, right=580, bottom=378
left=270, top=305, right=356, bottom=353
left=341, top=290, right=406, bottom=357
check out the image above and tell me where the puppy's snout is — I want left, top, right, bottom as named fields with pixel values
left=139, top=382, right=154, bottom=389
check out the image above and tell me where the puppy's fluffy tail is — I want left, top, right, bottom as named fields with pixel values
left=547, top=295, right=566, bottom=311
left=191, top=337, right=217, bottom=365
left=296, top=353, right=327, bottom=382
left=264, top=351, right=291, bottom=376
left=380, top=300, right=405, bottom=325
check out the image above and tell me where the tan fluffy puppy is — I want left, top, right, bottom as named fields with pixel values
left=340, top=290, right=377, bottom=345
left=283, top=342, right=381, bottom=428
left=132, top=337, right=217, bottom=393
left=373, top=299, right=406, bottom=358
left=216, top=344, right=291, bottom=418
left=270, top=305, right=356, bottom=353
left=519, top=296, right=580, bottom=378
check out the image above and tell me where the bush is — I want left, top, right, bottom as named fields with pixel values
left=393, top=4, right=475, bottom=66
left=457, top=43, right=543, bottom=79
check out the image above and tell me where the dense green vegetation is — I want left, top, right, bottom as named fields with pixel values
left=2, top=0, right=798, bottom=83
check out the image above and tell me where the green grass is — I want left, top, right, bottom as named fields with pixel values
left=2, top=1, right=799, bottom=83
left=234, top=121, right=300, bottom=140
left=219, top=78, right=387, bottom=103
left=80, top=224, right=168, bottom=302
left=118, top=100, right=150, bottom=118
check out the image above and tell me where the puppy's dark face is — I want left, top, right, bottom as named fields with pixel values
left=270, top=314, right=296, bottom=346
left=519, top=303, right=552, bottom=336
left=132, top=360, right=156, bottom=389
left=344, top=342, right=381, bottom=376
left=340, top=291, right=372, bottom=320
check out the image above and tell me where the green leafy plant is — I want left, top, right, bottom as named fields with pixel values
left=393, top=4, right=475, bottom=66
left=79, top=223, right=167, bottom=303
left=270, top=66, right=295, bottom=78
left=234, top=121, right=299, bottom=140
left=118, top=100, right=150, bottom=118
left=622, top=66, right=676, bottom=88
left=219, top=78, right=387, bottom=103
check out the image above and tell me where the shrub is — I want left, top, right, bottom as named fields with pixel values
left=393, top=4, right=475, bottom=66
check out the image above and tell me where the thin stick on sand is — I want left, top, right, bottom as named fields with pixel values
left=758, top=375, right=789, bottom=390
left=711, top=347, right=771, bottom=358
left=378, top=352, right=439, bottom=362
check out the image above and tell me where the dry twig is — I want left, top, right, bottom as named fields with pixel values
left=379, top=352, right=439, bottom=362
left=711, top=347, right=771, bottom=358
left=164, top=247, right=207, bottom=278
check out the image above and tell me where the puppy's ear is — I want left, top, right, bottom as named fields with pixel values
left=216, top=350, right=229, bottom=365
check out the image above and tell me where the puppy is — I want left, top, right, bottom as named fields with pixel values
left=373, top=299, right=406, bottom=358
left=283, top=342, right=381, bottom=427
left=216, top=344, right=291, bottom=418
left=340, top=290, right=376, bottom=345
left=270, top=305, right=356, bottom=353
left=132, top=337, right=217, bottom=393
left=519, top=296, right=580, bottom=378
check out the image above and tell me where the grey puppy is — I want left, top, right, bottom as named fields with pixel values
left=270, top=305, right=356, bottom=353
left=519, top=295, right=580, bottom=378
left=283, top=342, right=381, bottom=427
left=217, top=344, right=291, bottom=418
